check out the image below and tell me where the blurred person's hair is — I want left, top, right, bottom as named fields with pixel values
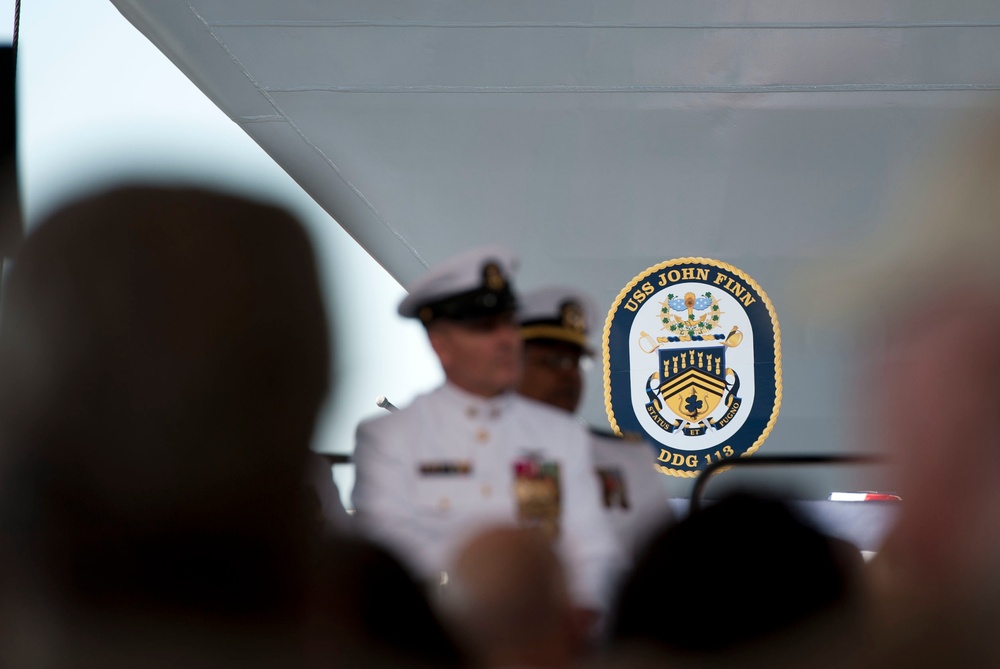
left=796, top=101, right=1000, bottom=323
left=0, top=184, right=331, bottom=621
left=306, top=534, right=469, bottom=668
left=442, top=524, right=585, bottom=668
left=605, top=491, right=866, bottom=667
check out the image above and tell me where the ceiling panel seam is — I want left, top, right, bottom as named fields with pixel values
left=203, top=21, right=1000, bottom=30
left=262, top=84, right=1000, bottom=94
left=182, top=1, right=429, bottom=269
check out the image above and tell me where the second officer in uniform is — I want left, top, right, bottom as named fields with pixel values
left=516, top=285, right=675, bottom=559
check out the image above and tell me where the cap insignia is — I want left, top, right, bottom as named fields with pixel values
left=483, top=261, right=506, bottom=291
left=560, top=300, right=586, bottom=334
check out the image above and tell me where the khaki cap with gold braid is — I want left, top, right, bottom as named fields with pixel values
left=518, top=286, right=598, bottom=354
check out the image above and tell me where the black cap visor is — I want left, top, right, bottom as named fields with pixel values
left=419, top=286, right=518, bottom=323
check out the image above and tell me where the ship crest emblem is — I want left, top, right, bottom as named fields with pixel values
left=603, top=259, right=781, bottom=477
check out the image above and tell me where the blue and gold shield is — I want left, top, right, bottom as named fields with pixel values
left=658, top=345, right=727, bottom=422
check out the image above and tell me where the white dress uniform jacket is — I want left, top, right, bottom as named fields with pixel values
left=352, top=382, right=625, bottom=611
left=589, top=431, right=676, bottom=559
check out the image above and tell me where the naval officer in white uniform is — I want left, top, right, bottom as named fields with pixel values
left=516, top=286, right=675, bottom=559
left=351, top=246, right=624, bottom=622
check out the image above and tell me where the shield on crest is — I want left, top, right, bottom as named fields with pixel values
left=658, top=345, right=727, bottom=421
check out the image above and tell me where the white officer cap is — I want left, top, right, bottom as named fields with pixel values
left=518, top=286, right=599, bottom=354
left=398, top=245, right=519, bottom=323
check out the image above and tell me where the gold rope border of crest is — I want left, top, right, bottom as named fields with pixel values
left=601, top=257, right=783, bottom=479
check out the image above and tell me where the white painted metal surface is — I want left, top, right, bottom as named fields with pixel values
left=106, top=0, right=1000, bottom=495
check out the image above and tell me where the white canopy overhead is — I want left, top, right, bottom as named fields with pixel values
left=108, top=0, right=1000, bottom=494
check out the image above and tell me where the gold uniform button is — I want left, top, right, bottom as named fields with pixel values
left=438, top=497, right=451, bottom=511
left=475, top=429, right=490, bottom=443
left=480, top=484, right=492, bottom=498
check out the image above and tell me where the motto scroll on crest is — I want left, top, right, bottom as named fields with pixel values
left=602, top=258, right=782, bottom=478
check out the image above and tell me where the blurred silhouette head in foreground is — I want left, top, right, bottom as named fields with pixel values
left=0, top=185, right=331, bottom=663
left=605, top=492, right=865, bottom=668
left=441, top=524, right=585, bottom=669
left=306, top=533, right=469, bottom=668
